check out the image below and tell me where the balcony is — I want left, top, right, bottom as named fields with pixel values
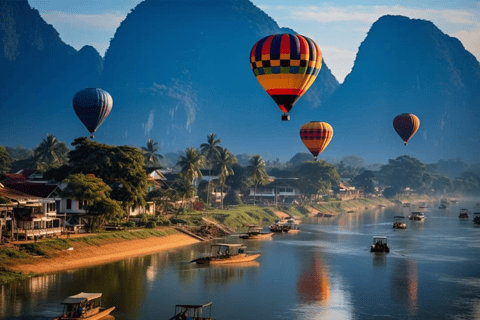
left=14, top=227, right=63, bottom=240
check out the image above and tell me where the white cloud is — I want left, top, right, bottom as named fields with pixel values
left=144, top=110, right=155, bottom=135
left=320, top=46, right=357, bottom=83
left=40, top=11, right=125, bottom=31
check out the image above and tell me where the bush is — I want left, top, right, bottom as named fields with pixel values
left=145, top=221, right=156, bottom=228
left=125, top=221, right=136, bottom=228
left=156, top=216, right=172, bottom=226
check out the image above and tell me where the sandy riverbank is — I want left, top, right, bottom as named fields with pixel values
left=8, top=231, right=199, bottom=275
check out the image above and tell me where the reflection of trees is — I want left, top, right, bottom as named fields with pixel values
left=297, top=253, right=330, bottom=305
left=201, top=262, right=259, bottom=287
left=373, top=252, right=387, bottom=268
left=391, top=260, right=418, bottom=314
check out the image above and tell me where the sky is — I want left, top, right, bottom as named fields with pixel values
left=29, top=0, right=480, bottom=83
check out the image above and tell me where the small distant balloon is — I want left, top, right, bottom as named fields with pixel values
left=393, top=113, right=420, bottom=146
left=250, top=34, right=322, bottom=121
left=73, top=88, right=113, bottom=138
left=300, top=121, right=333, bottom=161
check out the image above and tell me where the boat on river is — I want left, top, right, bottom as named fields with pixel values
left=409, top=212, right=425, bottom=221
left=439, top=198, right=449, bottom=209
left=393, top=216, right=407, bottom=229
left=269, top=219, right=300, bottom=233
left=53, top=292, right=115, bottom=320
left=459, top=209, right=469, bottom=219
left=191, top=243, right=261, bottom=265
left=169, top=302, right=212, bottom=320
left=473, top=213, right=480, bottom=224
left=239, top=225, right=273, bottom=239
left=370, top=236, right=390, bottom=253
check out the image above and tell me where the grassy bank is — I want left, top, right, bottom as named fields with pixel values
left=0, top=228, right=176, bottom=285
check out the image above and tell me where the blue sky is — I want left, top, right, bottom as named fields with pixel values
left=29, top=0, right=480, bottom=83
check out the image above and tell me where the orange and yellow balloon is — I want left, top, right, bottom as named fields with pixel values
left=250, top=34, right=322, bottom=121
left=393, top=113, right=420, bottom=146
left=300, top=122, right=333, bottom=161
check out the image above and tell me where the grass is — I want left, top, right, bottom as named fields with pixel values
left=196, top=206, right=278, bottom=229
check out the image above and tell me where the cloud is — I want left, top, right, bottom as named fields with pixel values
left=320, top=46, right=357, bottom=83
left=143, top=110, right=155, bottom=135
left=40, top=11, right=125, bottom=31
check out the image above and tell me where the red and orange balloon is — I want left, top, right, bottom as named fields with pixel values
left=300, top=121, right=333, bottom=161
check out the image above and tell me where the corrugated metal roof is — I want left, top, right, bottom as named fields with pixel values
left=62, top=292, right=102, bottom=304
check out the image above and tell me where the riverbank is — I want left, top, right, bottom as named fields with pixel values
left=0, top=228, right=199, bottom=285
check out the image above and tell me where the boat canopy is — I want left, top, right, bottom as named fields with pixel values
left=175, top=302, right=213, bottom=309
left=394, top=215, right=406, bottom=219
left=212, top=243, right=244, bottom=248
left=62, top=292, right=102, bottom=304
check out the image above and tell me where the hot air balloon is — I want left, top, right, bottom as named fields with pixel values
left=300, top=121, right=333, bottom=161
left=250, top=34, right=322, bottom=121
left=393, top=114, right=420, bottom=146
left=73, top=88, right=113, bottom=138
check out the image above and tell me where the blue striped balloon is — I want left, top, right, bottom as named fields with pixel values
left=73, top=88, right=113, bottom=138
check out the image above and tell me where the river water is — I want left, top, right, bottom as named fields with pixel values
left=2, top=199, right=480, bottom=320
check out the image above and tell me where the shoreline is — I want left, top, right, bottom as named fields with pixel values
left=6, top=229, right=199, bottom=276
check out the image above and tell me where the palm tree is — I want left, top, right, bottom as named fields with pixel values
left=176, top=177, right=197, bottom=212
left=200, top=134, right=222, bottom=206
left=34, top=134, right=69, bottom=170
left=176, top=148, right=205, bottom=184
left=247, top=155, right=269, bottom=205
left=142, top=139, right=163, bottom=167
left=215, top=147, right=237, bottom=209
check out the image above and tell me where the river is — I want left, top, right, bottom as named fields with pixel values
left=1, top=199, right=480, bottom=320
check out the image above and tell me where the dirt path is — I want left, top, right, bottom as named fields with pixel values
left=272, top=210, right=289, bottom=219
left=9, top=233, right=199, bottom=275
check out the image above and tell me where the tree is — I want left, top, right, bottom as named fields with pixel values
left=62, top=173, right=124, bottom=231
left=0, top=146, right=11, bottom=174
left=197, top=180, right=214, bottom=204
left=34, top=134, right=69, bottom=171
left=214, top=147, right=237, bottom=209
left=288, top=152, right=314, bottom=167
left=247, top=155, right=269, bottom=205
left=293, top=160, right=340, bottom=202
left=350, top=170, right=376, bottom=194
left=142, top=139, right=163, bottom=168
left=177, top=147, right=205, bottom=184
left=175, top=177, right=197, bottom=211
left=431, top=175, right=453, bottom=194
left=377, top=155, right=429, bottom=193
left=200, top=133, right=222, bottom=206
left=50, top=138, right=148, bottom=210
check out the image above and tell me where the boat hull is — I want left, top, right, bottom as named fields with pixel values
left=54, top=307, right=115, bottom=320
left=393, top=223, right=406, bottom=229
left=239, top=233, right=273, bottom=239
left=371, top=246, right=390, bottom=253
left=195, top=253, right=261, bottom=265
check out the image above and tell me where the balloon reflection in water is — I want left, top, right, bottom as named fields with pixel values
left=297, top=253, right=330, bottom=304
left=391, top=260, right=418, bottom=314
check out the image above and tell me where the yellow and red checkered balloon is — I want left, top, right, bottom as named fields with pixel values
left=300, top=121, right=333, bottom=160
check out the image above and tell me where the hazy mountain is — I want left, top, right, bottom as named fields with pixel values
left=0, top=0, right=103, bottom=144
left=99, top=0, right=339, bottom=158
left=325, top=15, right=480, bottom=163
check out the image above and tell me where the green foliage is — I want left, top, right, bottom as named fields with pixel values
left=223, top=190, right=243, bottom=206
left=214, top=147, right=237, bottom=208
left=289, top=153, right=314, bottom=167
left=350, top=170, right=376, bottom=194
left=125, top=221, right=136, bottom=228
left=145, top=221, right=156, bottom=228
left=293, top=160, right=340, bottom=199
left=247, top=155, right=269, bottom=205
left=33, top=134, right=69, bottom=172
left=142, top=139, right=163, bottom=167
left=177, top=147, right=205, bottom=183
left=383, top=187, right=397, bottom=198
left=155, top=216, right=171, bottom=226
left=378, top=155, right=428, bottom=192
left=0, top=247, right=29, bottom=261
left=0, top=146, right=11, bottom=174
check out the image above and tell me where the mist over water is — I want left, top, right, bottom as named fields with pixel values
left=2, top=199, right=480, bottom=319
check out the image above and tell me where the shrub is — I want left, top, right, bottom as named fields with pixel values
left=145, top=221, right=156, bottom=228
left=125, top=221, right=136, bottom=228
left=156, top=216, right=171, bottom=226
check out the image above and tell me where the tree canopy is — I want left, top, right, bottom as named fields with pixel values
left=293, top=160, right=340, bottom=199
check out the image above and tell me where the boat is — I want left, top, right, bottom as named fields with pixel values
left=239, top=225, right=273, bottom=239
left=269, top=219, right=300, bottom=233
left=403, top=203, right=411, bottom=208
left=191, top=243, right=261, bottom=265
left=370, top=236, right=390, bottom=253
left=458, top=208, right=469, bottom=219
left=409, top=212, right=426, bottom=220
left=53, top=292, right=115, bottom=320
left=473, top=213, right=480, bottom=224
left=393, top=216, right=407, bottom=229
left=418, top=202, right=428, bottom=209
left=169, top=302, right=212, bottom=320
left=439, top=198, right=449, bottom=209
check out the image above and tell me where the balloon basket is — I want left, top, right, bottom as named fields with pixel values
left=281, top=114, right=290, bottom=121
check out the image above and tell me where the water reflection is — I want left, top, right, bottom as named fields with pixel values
left=391, top=260, right=418, bottom=315
left=297, top=253, right=330, bottom=305
left=372, top=252, right=387, bottom=268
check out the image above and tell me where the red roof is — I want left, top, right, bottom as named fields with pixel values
left=19, top=169, right=37, bottom=178
left=0, top=186, right=40, bottom=202
left=4, top=173, right=26, bottom=181
left=3, top=182, right=59, bottom=198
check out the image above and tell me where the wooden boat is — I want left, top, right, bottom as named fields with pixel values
left=239, top=225, right=273, bottom=239
left=269, top=219, right=300, bottom=233
left=403, top=203, right=411, bottom=208
left=191, top=243, right=261, bottom=265
left=459, top=208, right=469, bottom=219
left=169, top=302, right=212, bottom=320
left=409, top=212, right=425, bottom=221
left=393, top=216, right=407, bottom=229
left=473, top=213, right=480, bottom=224
left=370, top=236, right=390, bottom=253
left=53, top=292, right=115, bottom=320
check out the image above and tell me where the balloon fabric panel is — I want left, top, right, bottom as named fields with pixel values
left=393, top=114, right=420, bottom=145
left=251, top=34, right=322, bottom=116
left=300, top=122, right=333, bottom=159
left=73, top=88, right=113, bottom=137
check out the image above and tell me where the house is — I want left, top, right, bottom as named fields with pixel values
left=335, top=182, right=362, bottom=200
left=128, top=201, right=156, bottom=217
left=0, top=182, right=62, bottom=240
left=246, top=178, right=302, bottom=205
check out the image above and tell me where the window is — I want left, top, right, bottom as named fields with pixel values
left=66, top=199, right=72, bottom=210
left=79, top=200, right=88, bottom=210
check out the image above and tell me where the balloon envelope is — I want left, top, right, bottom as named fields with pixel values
left=300, top=121, right=333, bottom=160
left=393, top=113, right=420, bottom=145
left=73, top=88, right=113, bottom=138
left=250, top=34, right=322, bottom=120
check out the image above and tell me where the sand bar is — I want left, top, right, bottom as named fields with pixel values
left=8, top=231, right=199, bottom=275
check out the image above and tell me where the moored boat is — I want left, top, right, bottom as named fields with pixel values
left=191, top=243, right=261, bottom=265
left=169, top=302, right=213, bottom=320
left=239, top=225, right=273, bottom=239
left=459, top=208, right=469, bottom=219
left=393, top=216, right=407, bottom=229
left=269, top=219, right=300, bottom=233
left=53, top=292, right=114, bottom=320
left=370, top=236, right=390, bottom=253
